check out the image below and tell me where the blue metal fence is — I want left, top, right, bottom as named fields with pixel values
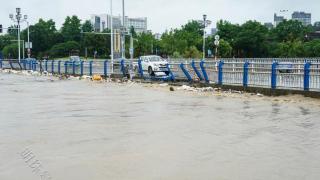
left=1, top=58, right=320, bottom=92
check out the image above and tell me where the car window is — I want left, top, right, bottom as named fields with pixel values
left=150, top=57, right=161, bottom=62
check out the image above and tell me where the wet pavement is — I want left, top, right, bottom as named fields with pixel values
left=0, top=72, right=320, bottom=180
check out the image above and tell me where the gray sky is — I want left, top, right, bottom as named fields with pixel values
left=1, top=0, right=320, bottom=33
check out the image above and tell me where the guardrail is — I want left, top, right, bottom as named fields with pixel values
left=1, top=58, right=319, bottom=92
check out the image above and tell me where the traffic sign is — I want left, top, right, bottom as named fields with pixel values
left=25, top=42, right=33, bottom=49
left=129, top=48, right=134, bottom=55
left=214, top=39, right=220, bottom=46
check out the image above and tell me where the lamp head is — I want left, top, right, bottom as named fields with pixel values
left=203, top=14, right=207, bottom=20
left=24, top=15, right=28, bottom=20
left=9, top=14, right=14, bottom=19
left=16, top=8, right=21, bottom=14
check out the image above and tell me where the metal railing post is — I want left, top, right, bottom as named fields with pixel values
left=104, top=60, right=108, bottom=77
left=218, top=61, right=224, bottom=85
left=45, top=60, right=48, bottom=72
left=89, top=61, right=93, bottom=76
left=64, top=61, right=68, bottom=74
left=271, top=62, right=278, bottom=90
left=120, top=59, right=126, bottom=77
left=80, top=61, right=84, bottom=76
left=33, top=60, right=37, bottom=71
left=200, top=60, right=209, bottom=83
left=166, top=64, right=175, bottom=81
left=29, top=60, right=32, bottom=70
left=243, top=62, right=249, bottom=88
left=138, top=59, right=144, bottom=78
left=72, top=61, right=76, bottom=75
left=191, top=60, right=203, bottom=81
left=180, top=63, right=192, bottom=82
left=58, top=61, right=61, bottom=74
left=304, top=62, right=311, bottom=91
left=24, top=60, right=27, bottom=70
left=51, top=60, right=55, bottom=73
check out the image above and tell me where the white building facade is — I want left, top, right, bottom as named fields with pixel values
left=90, top=14, right=147, bottom=33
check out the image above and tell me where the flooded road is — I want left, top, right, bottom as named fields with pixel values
left=0, top=72, right=320, bottom=180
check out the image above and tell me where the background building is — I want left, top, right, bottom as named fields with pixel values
left=264, top=22, right=274, bottom=30
left=292, top=11, right=311, bottom=26
left=90, top=14, right=147, bottom=33
left=274, top=13, right=285, bottom=27
left=91, top=15, right=101, bottom=32
left=125, top=17, right=148, bottom=33
left=210, top=28, right=217, bottom=35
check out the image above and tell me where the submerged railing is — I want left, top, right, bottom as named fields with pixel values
left=0, top=58, right=319, bottom=92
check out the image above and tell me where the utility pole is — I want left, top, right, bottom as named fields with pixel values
left=201, top=15, right=211, bottom=60
left=110, top=0, right=114, bottom=73
left=121, top=0, right=126, bottom=59
left=130, top=33, right=133, bottom=60
left=202, top=14, right=207, bottom=60
left=24, top=15, right=31, bottom=58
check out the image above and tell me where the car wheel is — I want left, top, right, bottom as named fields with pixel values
left=148, top=66, right=155, bottom=76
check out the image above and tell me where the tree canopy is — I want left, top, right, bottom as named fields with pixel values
left=1, top=15, right=320, bottom=59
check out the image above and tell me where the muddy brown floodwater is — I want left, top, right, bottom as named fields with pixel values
left=0, top=72, right=320, bottom=180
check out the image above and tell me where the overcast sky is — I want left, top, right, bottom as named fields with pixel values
left=1, top=0, right=320, bottom=33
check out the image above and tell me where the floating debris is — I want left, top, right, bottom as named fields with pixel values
left=257, top=93, right=264, bottom=97
left=92, top=75, right=103, bottom=81
left=159, top=83, right=169, bottom=87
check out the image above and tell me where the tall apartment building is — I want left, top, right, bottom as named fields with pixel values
left=274, top=13, right=285, bottom=27
left=125, top=17, right=148, bottom=33
left=90, top=14, right=147, bottom=33
left=292, top=11, right=312, bottom=26
left=92, top=16, right=101, bottom=32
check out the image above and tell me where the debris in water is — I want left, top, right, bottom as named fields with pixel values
left=159, top=83, right=169, bottom=87
left=92, top=75, right=103, bottom=81
left=257, top=93, right=264, bottom=97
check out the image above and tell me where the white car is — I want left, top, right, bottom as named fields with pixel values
left=140, top=55, right=169, bottom=76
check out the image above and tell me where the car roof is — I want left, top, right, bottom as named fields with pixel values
left=141, top=55, right=160, bottom=58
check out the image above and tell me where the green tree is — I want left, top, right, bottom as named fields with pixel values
left=304, top=39, right=320, bottom=57
left=7, top=25, right=18, bottom=37
left=61, top=16, right=82, bottom=42
left=217, top=39, right=232, bottom=58
left=234, top=21, right=268, bottom=57
left=49, top=41, right=80, bottom=58
left=0, top=35, right=14, bottom=50
left=2, top=43, right=22, bottom=58
left=275, top=40, right=305, bottom=57
left=134, top=32, right=156, bottom=57
left=81, top=20, right=93, bottom=33
left=159, top=21, right=203, bottom=56
left=183, top=46, right=201, bottom=58
left=81, top=32, right=110, bottom=58
left=20, top=19, right=59, bottom=58
left=272, top=20, right=309, bottom=42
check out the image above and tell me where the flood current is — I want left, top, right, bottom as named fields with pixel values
left=0, top=72, right=320, bottom=180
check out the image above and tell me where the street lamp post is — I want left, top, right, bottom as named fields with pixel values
left=203, top=14, right=207, bottom=60
left=110, top=0, right=114, bottom=73
left=200, top=15, right=212, bottom=60
left=121, top=0, right=126, bottom=59
left=24, top=15, right=31, bottom=58
left=9, top=8, right=28, bottom=62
